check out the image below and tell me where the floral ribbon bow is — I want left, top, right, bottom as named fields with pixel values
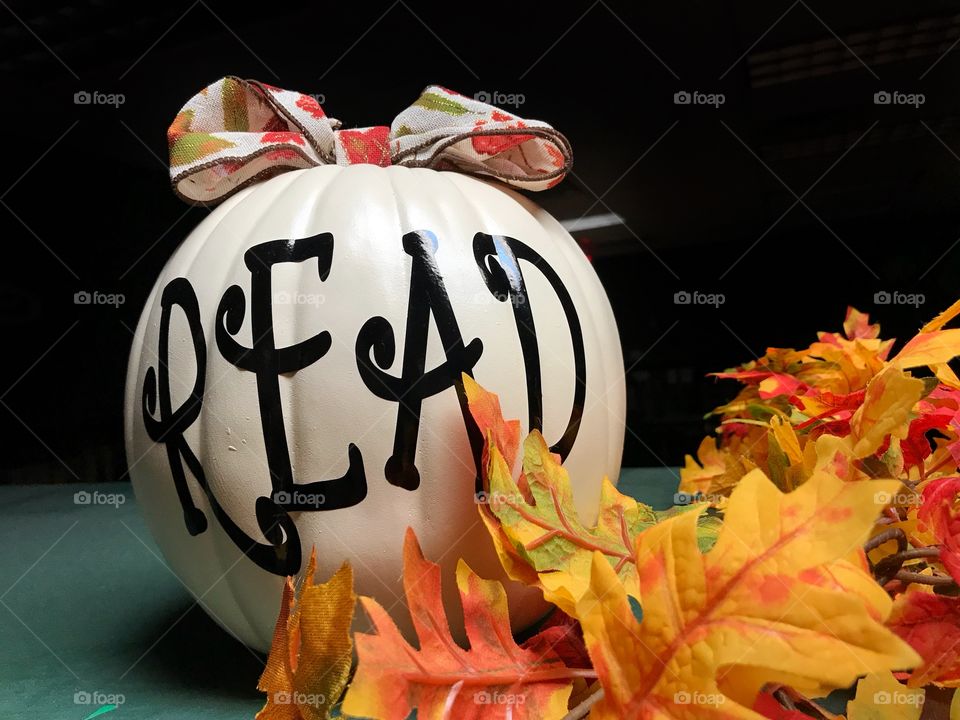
left=168, top=77, right=572, bottom=204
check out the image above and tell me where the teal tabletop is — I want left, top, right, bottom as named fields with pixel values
left=0, top=468, right=681, bottom=720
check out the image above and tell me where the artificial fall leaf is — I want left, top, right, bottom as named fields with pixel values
left=519, top=608, right=592, bottom=669
left=341, top=527, right=585, bottom=720
left=465, top=374, right=698, bottom=615
left=917, top=476, right=960, bottom=584
left=888, top=589, right=960, bottom=687
left=848, top=367, right=924, bottom=459
left=256, top=550, right=354, bottom=720
left=891, top=329, right=960, bottom=372
left=477, top=416, right=722, bottom=617
left=575, top=468, right=920, bottom=719
left=680, top=435, right=751, bottom=497
left=753, top=692, right=820, bottom=719
left=846, top=672, right=925, bottom=720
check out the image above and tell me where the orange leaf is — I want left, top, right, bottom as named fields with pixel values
left=341, top=528, right=584, bottom=720
left=256, top=549, right=354, bottom=720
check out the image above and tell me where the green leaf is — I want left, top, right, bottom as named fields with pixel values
left=221, top=77, right=248, bottom=131
left=170, top=133, right=236, bottom=166
left=412, top=92, right=470, bottom=116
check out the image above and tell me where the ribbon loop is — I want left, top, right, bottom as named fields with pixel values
left=168, top=78, right=571, bottom=204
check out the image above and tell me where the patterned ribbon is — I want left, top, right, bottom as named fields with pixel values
left=168, top=77, right=572, bottom=204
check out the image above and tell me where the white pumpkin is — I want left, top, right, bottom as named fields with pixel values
left=124, top=164, right=625, bottom=651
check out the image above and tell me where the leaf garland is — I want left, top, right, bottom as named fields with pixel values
left=252, top=301, right=960, bottom=719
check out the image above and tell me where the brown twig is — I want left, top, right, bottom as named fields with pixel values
left=895, top=570, right=958, bottom=588
left=864, top=527, right=907, bottom=554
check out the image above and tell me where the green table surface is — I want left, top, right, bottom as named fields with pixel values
left=0, top=468, right=680, bottom=720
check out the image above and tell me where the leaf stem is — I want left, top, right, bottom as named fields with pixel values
left=562, top=687, right=605, bottom=720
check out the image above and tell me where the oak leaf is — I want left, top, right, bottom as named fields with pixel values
left=341, top=527, right=586, bottom=720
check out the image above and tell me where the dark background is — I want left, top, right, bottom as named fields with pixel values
left=2, top=0, right=960, bottom=483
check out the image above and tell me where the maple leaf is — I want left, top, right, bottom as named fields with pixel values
left=256, top=550, right=354, bottom=720
left=848, top=367, right=925, bottom=458
left=846, top=671, right=925, bottom=720
left=917, top=476, right=960, bottom=584
left=680, top=435, right=750, bottom=497
left=465, top=375, right=717, bottom=616
left=341, top=527, right=588, bottom=720
left=575, top=468, right=920, bottom=719
left=888, top=589, right=960, bottom=688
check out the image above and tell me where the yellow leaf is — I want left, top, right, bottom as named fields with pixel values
left=256, top=551, right=354, bottom=720
left=891, top=329, right=960, bottom=370
left=770, top=415, right=803, bottom=465
left=847, top=672, right=925, bottom=720
left=481, top=429, right=719, bottom=617
left=849, top=367, right=924, bottom=458
left=576, top=469, right=920, bottom=719
left=679, top=435, right=747, bottom=497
